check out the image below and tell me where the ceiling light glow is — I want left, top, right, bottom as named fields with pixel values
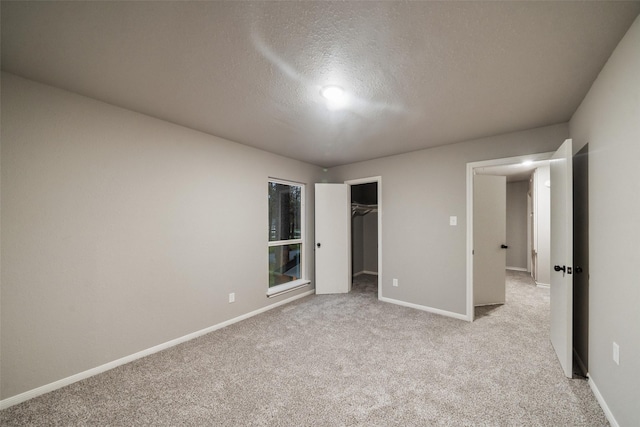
left=320, top=85, right=348, bottom=110
left=320, top=85, right=344, bottom=100
left=521, top=160, right=533, bottom=166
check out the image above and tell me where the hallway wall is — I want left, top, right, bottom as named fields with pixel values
left=506, top=181, right=529, bottom=270
left=569, top=15, right=640, bottom=426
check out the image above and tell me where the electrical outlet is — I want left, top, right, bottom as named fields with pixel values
left=229, top=293, right=235, bottom=303
left=393, top=278, right=398, bottom=287
left=613, top=342, right=620, bottom=365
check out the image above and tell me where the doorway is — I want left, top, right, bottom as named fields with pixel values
left=466, top=152, right=554, bottom=320
left=346, top=177, right=382, bottom=299
left=573, top=144, right=589, bottom=376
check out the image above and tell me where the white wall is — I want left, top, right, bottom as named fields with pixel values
left=0, top=73, right=324, bottom=400
left=569, top=16, right=640, bottom=426
left=506, top=181, right=528, bottom=270
left=329, top=124, right=568, bottom=316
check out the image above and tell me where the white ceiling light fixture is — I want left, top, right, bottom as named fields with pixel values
left=320, top=85, right=348, bottom=110
left=521, top=160, right=533, bottom=166
left=320, top=85, right=344, bottom=100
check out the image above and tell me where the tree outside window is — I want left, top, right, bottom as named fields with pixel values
left=268, top=181, right=304, bottom=287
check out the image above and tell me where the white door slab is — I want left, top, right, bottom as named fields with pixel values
left=474, top=174, right=507, bottom=306
left=315, top=183, right=350, bottom=294
left=550, top=138, right=573, bottom=378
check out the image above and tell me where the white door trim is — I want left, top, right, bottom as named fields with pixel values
left=466, top=152, right=554, bottom=321
left=345, top=176, right=382, bottom=299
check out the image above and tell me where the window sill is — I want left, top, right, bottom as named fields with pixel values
left=267, top=279, right=311, bottom=298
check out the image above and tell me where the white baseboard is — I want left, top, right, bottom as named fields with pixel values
left=0, top=289, right=314, bottom=410
left=506, top=266, right=528, bottom=272
left=536, top=282, right=550, bottom=288
left=353, top=270, right=378, bottom=277
left=379, top=296, right=469, bottom=321
left=588, top=376, right=619, bottom=427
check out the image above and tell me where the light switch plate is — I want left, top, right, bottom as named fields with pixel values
left=450, top=216, right=457, bottom=226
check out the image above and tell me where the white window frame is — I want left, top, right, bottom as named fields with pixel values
left=267, top=178, right=309, bottom=297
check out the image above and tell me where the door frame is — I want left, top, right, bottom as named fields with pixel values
left=466, top=152, right=553, bottom=321
left=572, top=143, right=589, bottom=377
left=345, top=176, right=382, bottom=299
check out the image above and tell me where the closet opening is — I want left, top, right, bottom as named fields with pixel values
left=350, top=181, right=379, bottom=297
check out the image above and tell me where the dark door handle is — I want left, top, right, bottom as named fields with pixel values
left=575, top=266, right=583, bottom=274
left=554, top=265, right=566, bottom=273
left=501, top=244, right=509, bottom=249
left=317, top=243, right=321, bottom=248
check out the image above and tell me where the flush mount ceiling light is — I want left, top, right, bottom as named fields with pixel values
left=320, top=85, right=348, bottom=110
left=521, top=160, right=533, bottom=166
left=320, top=85, right=344, bottom=100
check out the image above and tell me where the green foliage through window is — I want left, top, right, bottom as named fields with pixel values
left=268, top=181, right=303, bottom=288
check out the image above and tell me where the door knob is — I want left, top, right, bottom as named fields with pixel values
left=317, top=243, right=321, bottom=248
left=554, top=265, right=566, bottom=273
left=575, top=266, right=583, bottom=274
left=501, top=244, right=509, bottom=249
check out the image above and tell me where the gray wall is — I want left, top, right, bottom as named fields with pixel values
left=352, top=215, right=364, bottom=274
left=352, top=213, right=377, bottom=275
left=363, top=212, right=378, bottom=273
left=0, top=73, right=324, bottom=399
left=569, top=15, right=640, bottom=426
left=329, top=123, right=568, bottom=315
left=506, top=181, right=528, bottom=270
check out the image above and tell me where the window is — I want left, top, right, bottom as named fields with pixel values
left=268, top=179, right=307, bottom=295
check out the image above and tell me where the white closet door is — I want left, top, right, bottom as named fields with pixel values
left=315, top=183, right=350, bottom=294
left=473, top=174, right=507, bottom=306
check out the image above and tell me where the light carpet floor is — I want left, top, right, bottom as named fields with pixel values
left=1, top=271, right=608, bottom=426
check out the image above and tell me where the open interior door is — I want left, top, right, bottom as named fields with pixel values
left=550, top=139, right=573, bottom=378
left=315, top=183, right=350, bottom=294
left=473, top=174, right=507, bottom=306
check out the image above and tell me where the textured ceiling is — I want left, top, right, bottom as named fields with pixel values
left=2, top=1, right=639, bottom=167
